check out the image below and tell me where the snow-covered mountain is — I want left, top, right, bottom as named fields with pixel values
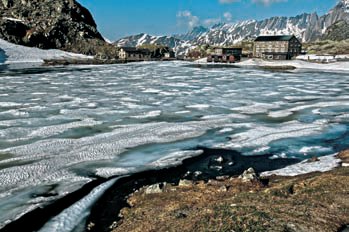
left=174, top=26, right=209, bottom=41
left=115, top=33, right=195, bottom=56
left=115, top=0, right=349, bottom=56
left=344, top=0, right=349, bottom=13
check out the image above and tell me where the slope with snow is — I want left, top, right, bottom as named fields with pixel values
left=0, top=39, right=91, bottom=65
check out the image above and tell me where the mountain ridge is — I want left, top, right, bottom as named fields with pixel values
left=115, top=0, right=349, bottom=56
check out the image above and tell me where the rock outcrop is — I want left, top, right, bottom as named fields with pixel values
left=239, top=167, right=259, bottom=182
left=0, top=0, right=118, bottom=57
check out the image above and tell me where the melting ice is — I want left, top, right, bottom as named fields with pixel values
left=0, top=62, right=349, bottom=228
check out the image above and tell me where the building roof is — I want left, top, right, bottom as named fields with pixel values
left=263, top=52, right=290, bottom=55
left=255, top=35, right=295, bottom=42
left=120, top=47, right=138, bottom=52
left=136, top=49, right=151, bottom=54
left=120, top=47, right=150, bottom=54
left=213, top=47, right=242, bottom=50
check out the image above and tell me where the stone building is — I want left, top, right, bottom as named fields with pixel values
left=118, top=47, right=151, bottom=61
left=253, top=35, right=302, bottom=60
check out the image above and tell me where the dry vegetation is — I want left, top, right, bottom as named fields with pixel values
left=304, top=39, right=349, bottom=55
left=111, top=153, right=349, bottom=232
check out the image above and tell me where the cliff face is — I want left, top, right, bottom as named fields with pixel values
left=0, top=0, right=116, bottom=56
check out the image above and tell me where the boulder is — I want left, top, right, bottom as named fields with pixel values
left=218, top=185, right=228, bottom=192
left=216, top=175, right=229, bottom=181
left=145, top=183, right=166, bottom=195
left=239, top=167, right=259, bottom=182
left=338, top=150, right=349, bottom=166
left=307, top=157, right=320, bottom=163
left=178, top=179, right=193, bottom=187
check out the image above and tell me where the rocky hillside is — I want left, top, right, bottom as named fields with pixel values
left=116, top=0, right=349, bottom=56
left=322, top=20, right=349, bottom=41
left=0, top=0, right=118, bottom=57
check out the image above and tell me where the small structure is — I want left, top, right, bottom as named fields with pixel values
left=253, top=35, right=302, bottom=60
left=185, top=50, right=204, bottom=60
left=163, top=50, right=176, bottom=60
left=207, top=47, right=242, bottom=63
left=118, top=47, right=151, bottom=61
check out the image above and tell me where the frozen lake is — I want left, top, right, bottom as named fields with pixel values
left=1, top=61, right=349, bottom=229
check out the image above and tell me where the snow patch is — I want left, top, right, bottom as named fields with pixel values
left=0, top=39, right=92, bottom=64
left=261, top=154, right=341, bottom=177
left=38, top=178, right=120, bottom=232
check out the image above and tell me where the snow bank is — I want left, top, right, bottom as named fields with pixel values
left=39, top=178, right=120, bottom=232
left=195, top=58, right=349, bottom=72
left=296, top=54, right=337, bottom=63
left=0, top=39, right=92, bottom=64
left=261, top=154, right=341, bottom=177
left=238, top=59, right=349, bottom=72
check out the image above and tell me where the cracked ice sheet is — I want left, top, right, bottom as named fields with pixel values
left=0, top=118, right=231, bottom=228
left=215, top=120, right=328, bottom=150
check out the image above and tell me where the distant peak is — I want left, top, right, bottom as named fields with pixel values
left=345, top=0, right=349, bottom=12
left=338, top=0, right=349, bottom=12
left=192, top=26, right=208, bottom=31
left=211, top=22, right=225, bottom=29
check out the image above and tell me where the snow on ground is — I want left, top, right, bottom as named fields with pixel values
left=296, top=54, right=337, bottom=63
left=261, top=154, right=342, bottom=177
left=238, top=59, right=349, bottom=72
left=0, top=39, right=92, bottom=64
left=194, top=58, right=349, bottom=72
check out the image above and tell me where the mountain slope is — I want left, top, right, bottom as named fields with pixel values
left=0, top=0, right=118, bottom=57
left=0, top=38, right=90, bottom=64
left=322, top=20, right=349, bottom=41
left=175, top=26, right=209, bottom=41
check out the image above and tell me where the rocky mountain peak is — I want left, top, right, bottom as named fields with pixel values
left=343, top=0, right=349, bottom=13
left=175, top=26, right=208, bottom=41
left=341, top=0, right=349, bottom=11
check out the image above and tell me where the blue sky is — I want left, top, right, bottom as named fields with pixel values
left=78, top=0, right=338, bottom=41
